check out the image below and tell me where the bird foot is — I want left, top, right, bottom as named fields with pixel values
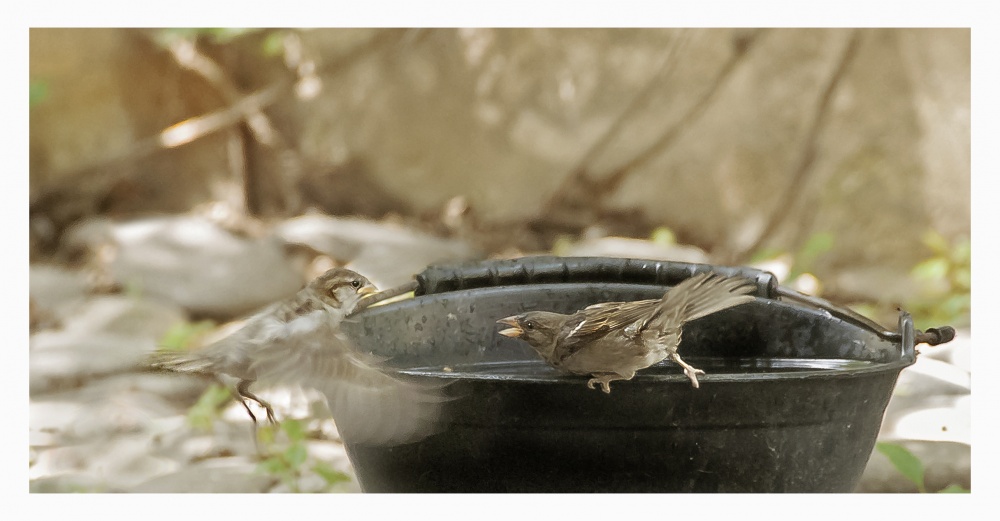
left=586, top=378, right=612, bottom=394
left=260, top=401, right=278, bottom=426
left=683, top=367, right=705, bottom=389
left=669, top=353, right=705, bottom=389
left=586, top=374, right=626, bottom=394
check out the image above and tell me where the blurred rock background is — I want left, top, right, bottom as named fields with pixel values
left=28, top=28, right=969, bottom=493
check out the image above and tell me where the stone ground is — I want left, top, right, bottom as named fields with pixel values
left=28, top=215, right=971, bottom=493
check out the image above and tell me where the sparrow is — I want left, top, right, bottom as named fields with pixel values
left=150, top=267, right=447, bottom=446
left=497, top=272, right=756, bottom=393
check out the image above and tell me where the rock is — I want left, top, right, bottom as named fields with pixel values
left=893, top=356, right=971, bottom=398
left=857, top=440, right=970, bottom=493
left=277, top=214, right=480, bottom=288
left=880, top=394, right=970, bottom=445
left=29, top=431, right=181, bottom=491
left=29, top=296, right=188, bottom=394
left=32, top=29, right=969, bottom=307
left=29, top=473, right=111, bottom=493
left=558, top=236, right=709, bottom=264
left=30, top=373, right=207, bottom=443
left=921, top=328, right=970, bottom=373
left=30, top=29, right=237, bottom=218
left=58, top=294, right=186, bottom=339
left=29, top=264, right=91, bottom=321
left=828, top=266, right=921, bottom=304
left=31, top=332, right=156, bottom=394
left=129, top=457, right=275, bottom=493
left=63, top=216, right=309, bottom=318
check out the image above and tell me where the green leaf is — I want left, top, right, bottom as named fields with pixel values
left=951, top=238, right=971, bottom=264
left=876, top=442, right=926, bottom=492
left=938, top=484, right=970, bottom=493
left=257, top=456, right=288, bottom=475
left=281, top=419, right=306, bottom=442
left=313, top=462, right=351, bottom=486
left=30, top=81, right=49, bottom=107
left=748, top=247, right=785, bottom=264
left=256, top=423, right=277, bottom=446
left=848, top=303, right=878, bottom=321
left=158, top=320, right=216, bottom=351
left=921, top=230, right=951, bottom=256
left=262, top=31, right=287, bottom=57
left=790, top=232, right=834, bottom=278
left=797, top=232, right=834, bottom=262
left=650, top=227, right=676, bottom=246
left=952, top=267, right=971, bottom=291
left=186, top=384, right=233, bottom=431
left=550, top=235, right=575, bottom=256
left=284, top=444, right=308, bottom=468
left=911, top=258, right=949, bottom=282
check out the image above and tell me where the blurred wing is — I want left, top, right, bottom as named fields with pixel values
left=314, top=352, right=451, bottom=447
left=248, top=328, right=450, bottom=447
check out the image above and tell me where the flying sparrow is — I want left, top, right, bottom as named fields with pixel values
left=150, top=267, right=446, bottom=446
left=497, top=272, right=756, bottom=393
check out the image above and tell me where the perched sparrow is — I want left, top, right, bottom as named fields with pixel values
left=151, top=267, right=446, bottom=446
left=497, top=272, right=756, bottom=393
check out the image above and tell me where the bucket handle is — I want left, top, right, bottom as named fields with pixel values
left=414, top=256, right=778, bottom=298
left=356, top=256, right=955, bottom=349
left=775, top=285, right=955, bottom=347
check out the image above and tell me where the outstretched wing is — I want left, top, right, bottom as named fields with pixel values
left=550, top=273, right=756, bottom=363
left=637, top=272, right=757, bottom=334
left=248, top=324, right=450, bottom=447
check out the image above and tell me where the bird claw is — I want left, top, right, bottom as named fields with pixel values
left=586, top=376, right=615, bottom=394
left=684, top=368, right=704, bottom=389
left=263, top=405, right=278, bottom=426
left=669, top=353, right=705, bottom=389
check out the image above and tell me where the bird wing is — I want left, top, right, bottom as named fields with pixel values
left=550, top=273, right=756, bottom=363
left=637, top=272, right=757, bottom=334
left=550, top=299, right=660, bottom=363
left=247, top=321, right=450, bottom=447
left=571, top=299, right=661, bottom=339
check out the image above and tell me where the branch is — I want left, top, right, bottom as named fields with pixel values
left=730, top=29, right=863, bottom=263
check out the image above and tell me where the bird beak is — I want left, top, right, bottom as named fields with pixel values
left=358, top=286, right=377, bottom=297
left=496, top=316, right=524, bottom=338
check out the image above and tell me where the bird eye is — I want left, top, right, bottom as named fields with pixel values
left=350, top=280, right=361, bottom=289
left=525, top=321, right=535, bottom=330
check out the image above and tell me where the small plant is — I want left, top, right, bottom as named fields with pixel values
left=30, top=80, right=49, bottom=107
left=158, top=320, right=216, bottom=352
left=153, top=28, right=288, bottom=57
left=748, top=231, right=835, bottom=298
left=788, top=231, right=835, bottom=281
left=156, top=320, right=234, bottom=431
left=186, top=383, right=233, bottom=432
left=649, top=226, right=677, bottom=246
left=906, top=230, right=970, bottom=330
left=256, top=419, right=352, bottom=493
left=876, top=442, right=969, bottom=493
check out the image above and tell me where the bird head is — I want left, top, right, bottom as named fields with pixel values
left=496, top=311, right=565, bottom=357
left=309, top=268, right=378, bottom=314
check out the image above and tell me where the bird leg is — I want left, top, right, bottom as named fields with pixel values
left=236, top=380, right=278, bottom=426
left=669, top=353, right=704, bottom=389
left=586, top=372, right=633, bottom=394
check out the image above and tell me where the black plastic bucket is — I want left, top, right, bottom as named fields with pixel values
left=339, top=257, right=918, bottom=492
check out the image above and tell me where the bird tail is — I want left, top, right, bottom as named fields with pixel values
left=659, top=272, right=758, bottom=325
left=147, top=349, right=218, bottom=374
